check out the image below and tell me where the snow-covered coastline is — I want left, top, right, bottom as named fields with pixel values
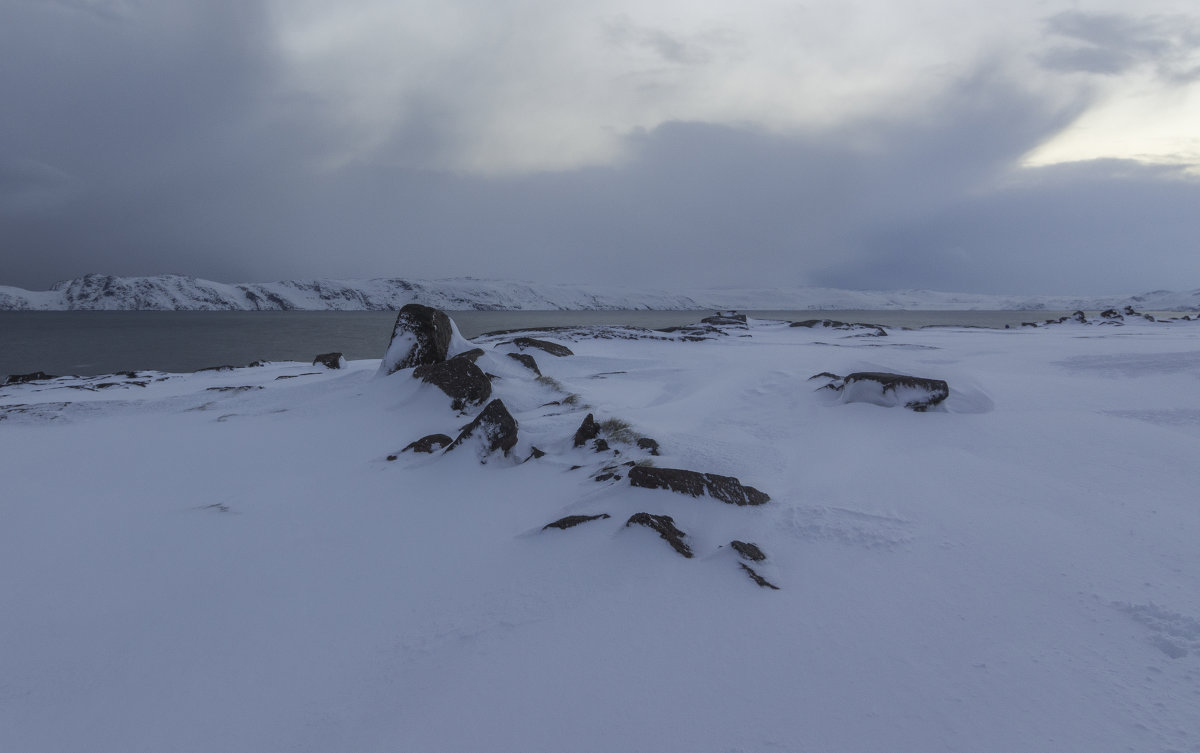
left=2, top=309, right=1199, bottom=752
left=2, top=273, right=1199, bottom=311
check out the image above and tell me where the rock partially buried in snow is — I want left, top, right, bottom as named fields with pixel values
left=380, top=304, right=453, bottom=375
left=790, top=319, right=887, bottom=337
left=512, top=337, right=574, bottom=357
left=542, top=513, right=611, bottom=530
left=740, top=563, right=780, bottom=590
left=505, top=352, right=541, bottom=375
left=573, top=413, right=600, bottom=447
left=731, top=540, right=767, bottom=562
left=3, top=371, right=58, bottom=385
left=628, top=465, right=770, bottom=506
left=446, top=399, right=519, bottom=457
left=625, top=513, right=693, bottom=558
left=312, top=352, right=345, bottom=369
left=412, top=355, right=493, bottom=411
left=402, top=434, right=453, bottom=453
left=812, top=371, right=949, bottom=412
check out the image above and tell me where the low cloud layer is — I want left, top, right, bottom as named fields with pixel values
left=1, top=0, right=1198, bottom=294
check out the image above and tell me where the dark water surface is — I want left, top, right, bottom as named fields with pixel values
left=0, top=309, right=1117, bottom=377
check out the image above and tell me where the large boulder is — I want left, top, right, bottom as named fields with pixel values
left=628, top=465, right=770, bottom=506
left=625, top=513, right=693, bottom=558
left=446, top=399, right=519, bottom=456
left=380, top=304, right=453, bottom=375
left=312, top=352, right=345, bottom=369
left=413, top=353, right=492, bottom=411
left=812, top=371, right=949, bottom=412
left=573, top=413, right=600, bottom=447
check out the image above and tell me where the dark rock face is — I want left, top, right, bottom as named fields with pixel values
left=731, top=540, right=767, bottom=562
left=628, top=465, right=770, bottom=506
left=701, top=312, right=748, bottom=327
left=573, top=413, right=600, bottom=447
left=626, top=513, right=693, bottom=558
left=505, top=352, right=541, bottom=375
left=402, top=433, right=453, bottom=453
left=636, top=437, right=661, bottom=455
left=452, top=348, right=485, bottom=363
left=413, top=358, right=492, bottom=411
left=312, top=352, right=345, bottom=369
left=790, top=319, right=887, bottom=337
left=740, top=563, right=780, bottom=589
left=381, top=304, right=453, bottom=374
left=1100, top=308, right=1123, bottom=320
left=813, top=371, right=949, bottom=412
left=513, top=337, right=574, bottom=357
left=543, top=513, right=611, bottom=530
left=447, top=399, right=519, bottom=456
left=526, top=446, right=546, bottom=461
left=3, top=371, right=57, bottom=385
left=1071, top=310, right=1088, bottom=323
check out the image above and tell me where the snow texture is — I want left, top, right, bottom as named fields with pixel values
left=3, top=273, right=1200, bottom=311
left=3, top=313, right=1200, bottom=752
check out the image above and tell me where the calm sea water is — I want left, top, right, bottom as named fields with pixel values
left=0, top=309, right=1133, bottom=377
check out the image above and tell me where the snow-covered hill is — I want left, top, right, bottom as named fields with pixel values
left=2, top=273, right=1198, bottom=311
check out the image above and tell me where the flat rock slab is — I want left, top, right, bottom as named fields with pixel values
left=731, top=540, right=767, bottom=561
left=413, top=359, right=492, bottom=411
left=790, top=319, right=887, bottom=337
left=505, top=352, right=541, bottom=375
left=628, top=465, right=770, bottom=506
left=543, top=513, right=611, bottom=530
left=626, top=513, right=693, bottom=558
left=512, top=337, right=574, bottom=357
left=3, top=371, right=58, bottom=385
left=814, top=371, right=949, bottom=412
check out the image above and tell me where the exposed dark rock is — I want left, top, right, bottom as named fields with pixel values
left=1071, top=310, right=1088, bottom=323
left=447, top=399, right=519, bottom=456
left=740, top=563, right=780, bottom=589
left=731, top=540, right=767, bottom=562
left=593, top=438, right=610, bottom=452
left=381, top=304, right=453, bottom=374
left=593, top=472, right=619, bottom=482
left=452, top=348, right=485, bottom=363
left=543, top=513, right=611, bottom=530
left=205, top=385, right=262, bottom=393
left=573, top=413, right=600, bottom=447
left=628, top=465, right=770, bottom=506
left=1100, top=308, right=1123, bottom=320
left=3, top=371, right=58, bottom=385
left=813, top=371, right=949, bottom=412
left=247, top=360, right=269, bottom=368
left=513, top=337, right=574, bottom=357
left=402, top=433, right=453, bottom=453
left=195, top=365, right=236, bottom=373
left=790, top=319, right=887, bottom=336
left=525, top=446, right=546, bottom=461
left=506, top=352, right=542, bottom=375
left=413, top=358, right=492, bottom=411
left=312, top=352, right=345, bottom=369
left=636, top=437, right=661, bottom=455
left=701, top=312, right=748, bottom=327
left=386, top=455, right=398, bottom=461
left=626, top=513, right=693, bottom=557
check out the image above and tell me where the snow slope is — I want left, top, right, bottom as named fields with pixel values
left=2, top=272, right=1199, bottom=311
left=2, top=314, right=1199, bottom=752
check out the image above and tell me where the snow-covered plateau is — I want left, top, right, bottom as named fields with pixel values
left=3, top=272, right=1200, bottom=311
left=2, top=310, right=1200, bottom=753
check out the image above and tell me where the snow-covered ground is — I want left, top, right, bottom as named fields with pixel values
left=3, top=272, right=1200, bottom=311
left=2, top=313, right=1199, bottom=752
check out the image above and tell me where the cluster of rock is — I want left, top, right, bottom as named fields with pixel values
left=789, top=319, right=888, bottom=337
left=383, top=304, right=779, bottom=588
left=1013, top=305, right=1195, bottom=329
left=809, top=371, right=950, bottom=412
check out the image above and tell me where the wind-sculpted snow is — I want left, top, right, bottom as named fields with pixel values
left=4, top=272, right=1200, bottom=310
left=3, top=312, right=1200, bottom=753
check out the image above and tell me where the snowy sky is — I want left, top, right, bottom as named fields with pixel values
left=2, top=0, right=1199, bottom=294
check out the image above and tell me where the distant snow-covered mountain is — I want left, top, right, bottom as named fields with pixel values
left=1, top=273, right=1197, bottom=311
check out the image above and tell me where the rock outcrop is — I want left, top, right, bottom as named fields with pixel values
left=3, top=371, right=57, bottom=386
left=512, top=337, right=574, bottom=357
left=790, top=319, right=887, bottom=337
left=381, top=304, right=453, bottom=375
left=730, top=540, right=767, bottom=562
left=628, top=465, right=770, bottom=506
left=505, top=352, right=541, bottom=375
left=446, top=399, right=519, bottom=456
left=812, top=371, right=949, bottom=412
left=573, top=413, right=600, bottom=447
left=402, top=434, right=453, bottom=453
left=542, top=513, right=611, bottom=530
left=413, top=355, right=492, bottom=411
left=312, top=352, right=345, bottom=369
left=625, top=513, right=693, bottom=558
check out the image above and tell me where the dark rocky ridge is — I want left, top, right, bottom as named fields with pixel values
left=628, top=466, right=770, bottom=506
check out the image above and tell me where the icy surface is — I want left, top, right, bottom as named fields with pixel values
left=3, top=273, right=1200, bottom=311
left=2, top=315, right=1200, bottom=752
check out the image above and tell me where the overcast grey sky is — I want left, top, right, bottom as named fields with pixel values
left=2, top=0, right=1199, bottom=294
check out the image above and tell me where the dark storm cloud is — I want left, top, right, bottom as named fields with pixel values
left=1039, top=11, right=1200, bottom=82
left=2, top=2, right=1199, bottom=296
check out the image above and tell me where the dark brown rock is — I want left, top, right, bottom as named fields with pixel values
left=3, top=371, right=57, bottom=385
left=513, top=337, right=574, bottom=357
left=731, top=540, right=766, bottom=562
left=593, top=438, right=610, bottom=452
left=402, top=433, right=453, bottom=453
left=636, top=437, right=660, bottom=455
left=452, top=348, right=485, bottom=363
left=573, top=413, right=600, bottom=447
left=740, top=563, right=780, bottom=589
left=625, top=513, right=693, bottom=558
left=543, top=513, right=611, bottom=530
left=413, top=358, right=492, bottom=411
left=525, top=446, right=546, bottom=461
left=447, top=399, right=519, bottom=456
left=790, top=319, right=886, bottom=336
left=628, top=465, right=770, bottom=506
left=506, top=352, right=542, bottom=375
left=312, top=352, right=345, bottom=369
left=381, top=304, right=453, bottom=374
